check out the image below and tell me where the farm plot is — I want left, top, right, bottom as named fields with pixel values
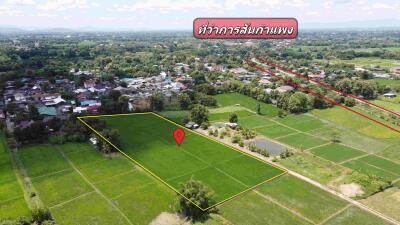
left=343, top=159, right=399, bottom=182
left=208, top=109, right=254, bottom=122
left=274, top=114, right=325, bottom=132
left=323, top=206, right=391, bottom=225
left=277, top=133, right=329, bottom=150
left=80, top=113, right=286, bottom=210
left=310, top=144, right=366, bottom=163
left=255, top=124, right=297, bottom=139
left=257, top=175, right=348, bottom=224
left=18, top=143, right=175, bottom=225
left=215, top=93, right=279, bottom=117
left=0, top=132, right=30, bottom=220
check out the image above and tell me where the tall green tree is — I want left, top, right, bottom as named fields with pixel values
left=178, top=93, right=192, bottom=110
left=178, top=179, right=214, bottom=220
left=190, top=104, right=209, bottom=124
left=150, top=92, right=164, bottom=111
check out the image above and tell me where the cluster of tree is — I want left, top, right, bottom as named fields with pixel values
left=6, top=103, right=42, bottom=124
left=13, top=114, right=89, bottom=144
left=99, top=90, right=129, bottom=114
left=190, top=104, right=209, bottom=125
left=177, top=179, right=215, bottom=221
left=335, top=78, right=380, bottom=99
left=178, top=90, right=217, bottom=110
left=0, top=207, right=55, bottom=225
left=84, top=118, right=120, bottom=154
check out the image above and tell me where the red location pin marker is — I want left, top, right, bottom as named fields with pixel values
left=173, top=128, right=185, bottom=146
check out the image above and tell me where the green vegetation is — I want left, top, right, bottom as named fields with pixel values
left=86, top=113, right=285, bottom=206
left=215, top=93, right=279, bottom=117
left=330, top=57, right=400, bottom=68
left=343, top=160, right=398, bottom=181
left=17, top=143, right=174, bottom=224
left=258, top=175, right=347, bottom=223
left=220, top=191, right=312, bottom=225
left=324, top=206, right=391, bottom=225
left=310, top=144, right=366, bottom=163
left=0, top=132, right=30, bottom=219
left=277, top=133, right=328, bottom=150
left=255, top=124, right=297, bottom=138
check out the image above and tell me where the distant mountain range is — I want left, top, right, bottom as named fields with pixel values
left=0, top=19, right=400, bottom=33
left=301, top=19, right=400, bottom=29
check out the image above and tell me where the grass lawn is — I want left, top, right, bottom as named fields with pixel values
left=208, top=109, right=254, bottom=122
left=360, top=188, right=400, bottom=222
left=372, top=99, right=400, bottom=112
left=308, top=126, right=390, bottom=153
left=32, top=170, right=93, bottom=207
left=0, top=132, right=30, bottom=219
left=324, top=206, right=391, bottom=225
left=377, top=144, right=400, bottom=164
left=50, top=192, right=129, bottom=225
left=19, top=145, right=70, bottom=178
left=312, top=107, right=400, bottom=140
left=373, top=78, right=400, bottom=87
left=257, top=175, right=347, bottom=223
left=82, top=113, right=285, bottom=209
left=255, top=124, right=297, bottom=138
left=279, top=152, right=347, bottom=185
left=343, top=159, right=399, bottom=181
left=310, top=144, right=366, bottom=163
left=330, top=57, right=400, bottom=68
left=277, top=133, right=328, bottom=150
left=238, top=115, right=273, bottom=128
left=158, top=110, right=189, bottom=124
left=18, top=142, right=175, bottom=225
left=215, top=93, right=279, bottom=117
left=113, top=183, right=175, bottom=225
left=357, top=155, right=400, bottom=176
left=282, top=118, right=324, bottom=132
left=219, top=190, right=312, bottom=225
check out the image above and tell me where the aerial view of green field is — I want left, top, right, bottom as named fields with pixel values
left=2, top=3, right=400, bottom=224
left=80, top=113, right=286, bottom=209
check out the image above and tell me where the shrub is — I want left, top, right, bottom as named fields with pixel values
left=344, top=97, right=356, bottom=107
left=239, top=140, right=244, bottom=147
left=31, top=207, right=52, bottom=224
left=200, top=122, right=210, bottom=130
left=231, top=135, right=241, bottom=143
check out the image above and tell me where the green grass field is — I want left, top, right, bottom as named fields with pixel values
left=220, top=190, right=312, bottom=225
left=18, top=143, right=175, bottom=225
left=324, top=206, right=391, bottom=225
left=343, top=159, right=399, bottom=182
left=330, top=57, right=400, bottom=68
left=310, top=144, right=366, bottom=163
left=215, top=93, right=279, bottom=117
left=0, top=132, right=30, bottom=220
left=277, top=133, right=328, bottom=150
left=82, top=113, right=285, bottom=209
left=255, top=124, right=298, bottom=138
left=257, top=175, right=347, bottom=223
left=373, top=78, right=400, bottom=87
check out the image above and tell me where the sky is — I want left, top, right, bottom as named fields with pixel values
left=0, top=0, right=399, bottom=30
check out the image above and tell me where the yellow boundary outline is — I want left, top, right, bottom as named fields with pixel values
left=77, top=112, right=287, bottom=211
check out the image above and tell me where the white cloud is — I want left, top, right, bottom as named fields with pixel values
left=0, top=5, right=22, bottom=16
left=223, top=0, right=282, bottom=10
left=306, top=11, right=320, bottom=16
left=285, top=0, right=309, bottom=7
left=37, top=0, right=98, bottom=11
left=5, top=0, right=35, bottom=5
left=110, top=0, right=222, bottom=12
left=371, top=3, right=393, bottom=9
